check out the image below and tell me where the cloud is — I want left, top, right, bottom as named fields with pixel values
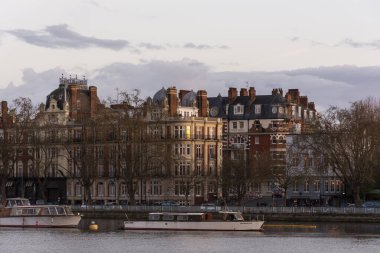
left=138, top=42, right=165, bottom=50
left=1, top=62, right=379, bottom=112
left=6, top=24, right=129, bottom=50
left=183, top=43, right=229, bottom=50
left=338, top=38, right=380, bottom=49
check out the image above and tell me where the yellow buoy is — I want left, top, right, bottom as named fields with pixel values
left=89, top=221, right=99, bottom=231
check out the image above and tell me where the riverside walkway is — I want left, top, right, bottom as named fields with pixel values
left=72, top=205, right=380, bottom=222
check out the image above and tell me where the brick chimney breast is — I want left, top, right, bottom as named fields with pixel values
left=89, top=86, right=97, bottom=116
left=228, top=87, right=237, bottom=103
left=68, top=84, right=78, bottom=119
left=249, top=87, right=256, bottom=101
left=240, top=88, right=248, bottom=96
left=167, top=86, right=178, bottom=117
left=197, top=90, right=208, bottom=117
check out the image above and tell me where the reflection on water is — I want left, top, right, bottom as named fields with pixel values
left=1, top=220, right=380, bottom=253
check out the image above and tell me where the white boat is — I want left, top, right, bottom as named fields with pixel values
left=0, top=198, right=81, bottom=228
left=124, top=211, right=264, bottom=231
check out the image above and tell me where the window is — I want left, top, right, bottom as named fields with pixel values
left=208, top=165, right=215, bottom=176
left=97, top=182, right=104, bottom=196
left=75, top=183, right=82, bottom=197
left=120, top=183, right=127, bottom=196
left=324, top=181, right=329, bottom=193
left=109, top=164, right=115, bottom=177
left=175, top=162, right=190, bottom=176
left=232, top=122, right=237, bottom=129
left=195, top=183, right=201, bottom=196
left=109, top=183, right=116, bottom=196
left=292, top=181, right=299, bottom=192
left=234, top=105, right=243, bottom=114
left=239, top=121, right=244, bottom=129
left=196, top=126, right=203, bottom=139
left=330, top=180, right=336, bottom=192
left=175, top=181, right=188, bottom=195
left=336, top=180, right=341, bottom=192
left=151, top=180, right=161, bottom=195
left=195, top=164, right=202, bottom=176
left=304, top=181, right=309, bottom=192
left=208, top=127, right=215, bottom=139
left=17, top=161, right=23, bottom=177
left=175, top=144, right=191, bottom=156
left=174, top=126, right=185, bottom=139
left=271, top=136, right=277, bottom=144
left=196, top=145, right=202, bottom=159
left=314, top=180, right=320, bottom=192
left=255, top=105, right=261, bottom=114
left=209, top=145, right=215, bottom=159
left=208, top=183, right=215, bottom=193
left=98, top=164, right=104, bottom=177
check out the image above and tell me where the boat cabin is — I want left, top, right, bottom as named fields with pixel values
left=6, top=198, right=31, bottom=207
left=220, top=211, right=244, bottom=221
left=9, top=206, right=72, bottom=216
left=148, top=212, right=212, bottom=222
left=147, top=211, right=245, bottom=222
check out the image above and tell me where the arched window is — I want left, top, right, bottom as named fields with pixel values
left=272, top=136, right=277, bottom=144
left=97, top=182, right=104, bottom=196
left=109, top=182, right=116, bottom=196
left=120, top=183, right=126, bottom=196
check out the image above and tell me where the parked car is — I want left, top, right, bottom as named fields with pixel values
left=362, top=201, right=380, bottom=208
left=161, top=200, right=180, bottom=206
left=200, top=203, right=221, bottom=211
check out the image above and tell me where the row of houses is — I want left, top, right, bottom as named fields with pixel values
left=0, top=75, right=344, bottom=206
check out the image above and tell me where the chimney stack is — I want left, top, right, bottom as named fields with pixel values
left=179, top=90, right=191, bottom=102
left=167, top=87, right=178, bottom=117
left=197, top=90, right=208, bottom=117
left=300, top=96, right=308, bottom=108
left=89, top=86, right=97, bottom=116
left=249, top=87, right=256, bottom=101
left=240, top=88, right=248, bottom=96
left=308, top=102, right=315, bottom=111
left=228, top=87, right=237, bottom=103
left=69, top=84, right=78, bottom=119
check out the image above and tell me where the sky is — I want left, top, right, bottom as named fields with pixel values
left=1, top=0, right=380, bottom=111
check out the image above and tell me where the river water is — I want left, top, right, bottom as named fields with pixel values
left=1, top=220, right=380, bottom=253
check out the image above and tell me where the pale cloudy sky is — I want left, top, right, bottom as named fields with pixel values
left=1, top=0, right=380, bottom=111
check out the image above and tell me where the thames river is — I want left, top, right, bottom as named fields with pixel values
left=1, top=220, right=380, bottom=253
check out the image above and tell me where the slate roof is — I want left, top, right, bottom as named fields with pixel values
left=208, top=94, right=293, bottom=120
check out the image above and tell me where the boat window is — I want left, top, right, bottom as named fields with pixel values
left=21, top=200, right=30, bottom=206
left=177, top=215, right=188, bottom=221
left=149, top=214, right=161, bottom=221
left=162, top=215, right=174, bottom=221
left=48, top=207, right=58, bottom=215
left=56, top=207, right=66, bottom=215
left=234, top=213, right=244, bottom=221
left=21, top=208, right=38, bottom=215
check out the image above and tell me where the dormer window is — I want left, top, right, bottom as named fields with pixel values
left=255, top=105, right=261, bottom=114
left=234, top=104, right=243, bottom=115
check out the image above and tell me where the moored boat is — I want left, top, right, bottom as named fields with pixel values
left=124, top=210, right=264, bottom=231
left=0, top=198, right=81, bottom=228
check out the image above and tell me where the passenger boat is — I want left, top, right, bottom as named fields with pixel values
left=124, top=211, right=264, bottom=231
left=0, top=198, right=81, bottom=228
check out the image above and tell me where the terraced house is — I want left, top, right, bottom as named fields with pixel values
left=0, top=76, right=222, bottom=205
left=208, top=87, right=343, bottom=206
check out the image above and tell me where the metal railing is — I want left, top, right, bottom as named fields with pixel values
left=71, top=205, right=380, bottom=215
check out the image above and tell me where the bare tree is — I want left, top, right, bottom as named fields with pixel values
left=304, top=98, right=380, bottom=206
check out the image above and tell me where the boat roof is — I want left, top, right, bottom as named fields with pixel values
left=219, top=211, right=242, bottom=214
left=149, top=212, right=205, bottom=216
